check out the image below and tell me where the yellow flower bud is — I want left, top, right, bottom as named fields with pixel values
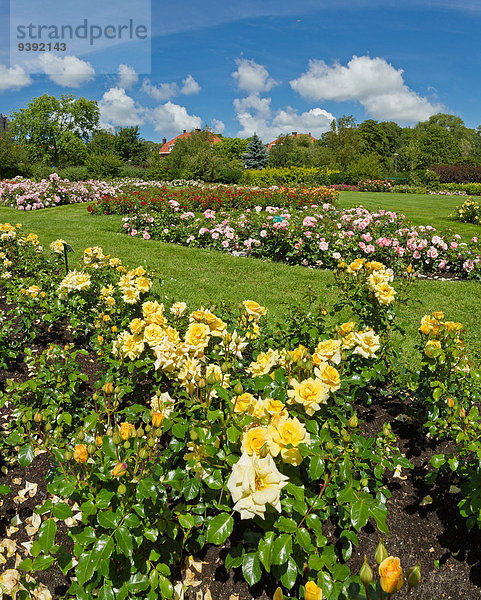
left=119, top=422, right=135, bottom=441
left=152, top=412, right=164, bottom=428
left=73, top=444, right=88, bottom=464
left=304, top=581, right=322, bottom=600
left=102, top=382, right=114, bottom=394
left=112, top=462, right=128, bottom=477
left=273, top=587, right=283, bottom=600
left=379, top=556, right=403, bottom=594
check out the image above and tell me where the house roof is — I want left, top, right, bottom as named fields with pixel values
left=159, top=130, right=222, bottom=155
left=267, top=131, right=317, bottom=151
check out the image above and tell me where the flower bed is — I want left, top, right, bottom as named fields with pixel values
left=0, top=173, right=119, bottom=210
left=0, top=221, right=480, bottom=599
left=450, top=197, right=481, bottom=225
left=117, top=202, right=481, bottom=279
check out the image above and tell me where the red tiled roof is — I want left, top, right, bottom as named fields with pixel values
left=159, top=130, right=222, bottom=155
left=267, top=132, right=316, bottom=151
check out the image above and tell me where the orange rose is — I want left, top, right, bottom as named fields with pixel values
left=379, top=556, right=403, bottom=594
left=73, top=444, right=88, bottom=464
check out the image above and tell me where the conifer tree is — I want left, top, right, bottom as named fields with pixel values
left=243, top=133, right=268, bottom=169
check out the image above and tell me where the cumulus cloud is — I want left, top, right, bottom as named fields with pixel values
left=290, top=55, right=443, bottom=122
left=211, top=118, right=225, bottom=133
left=117, top=64, right=138, bottom=90
left=181, top=74, right=201, bottom=95
left=99, top=87, right=146, bottom=127
left=148, top=101, right=202, bottom=135
left=233, top=58, right=278, bottom=94
left=234, top=93, right=334, bottom=141
left=142, top=74, right=201, bottom=101
left=35, top=53, right=95, bottom=87
left=0, top=64, right=31, bottom=92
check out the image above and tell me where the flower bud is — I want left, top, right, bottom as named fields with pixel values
left=406, top=561, right=421, bottom=591
left=145, top=424, right=151, bottom=433
left=259, top=444, right=269, bottom=459
left=273, top=587, right=283, bottom=600
left=221, top=362, right=231, bottom=373
left=234, top=382, right=244, bottom=396
left=198, top=377, right=206, bottom=389
left=34, top=411, right=43, bottom=424
left=92, top=392, right=99, bottom=401
left=44, top=422, right=52, bottom=432
left=106, top=427, right=113, bottom=436
left=304, top=581, right=322, bottom=600
left=136, top=427, right=144, bottom=438
left=112, top=462, right=128, bottom=477
left=87, top=444, right=96, bottom=455
left=382, top=422, right=391, bottom=437
left=95, top=435, right=103, bottom=447
left=118, top=483, right=127, bottom=494
left=139, top=448, right=149, bottom=459
left=148, top=437, right=155, bottom=448
left=359, top=555, right=373, bottom=588
left=206, top=373, right=217, bottom=386
left=375, top=538, right=388, bottom=565
left=112, top=432, right=122, bottom=445
left=379, top=556, right=403, bottom=594
left=341, top=428, right=350, bottom=442
left=102, top=382, right=114, bottom=395
left=349, top=413, right=358, bottom=428
left=459, top=407, right=466, bottom=418
left=114, top=386, right=121, bottom=395
left=123, top=441, right=130, bottom=449
left=77, top=429, right=85, bottom=441
left=152, top=413, right=164, bottom=428
left=64, top=450, right=73, bottom=461
left=446, top=397, right=455, bottom=408
left=190, top=430, right=199, bottom=441
left=155, top=427, right=163, bottom=438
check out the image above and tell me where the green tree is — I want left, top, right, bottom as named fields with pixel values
left=10, top=93, right=99, bottom=165
left=243, top=133, right=268, bottom=169
left=213, top=137, right=249, bottom=161
left=318, top=115, right=362, bottom=170
left=161, top=129, right=222, bottom=181
left=0, top=131, right=30, bottom=178
left=268, top=134, right=316, bottom=168
left=114, top=126, right=149, bottom=164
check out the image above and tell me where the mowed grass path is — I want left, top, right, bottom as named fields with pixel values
left=0, top=192, right=479, bottom=369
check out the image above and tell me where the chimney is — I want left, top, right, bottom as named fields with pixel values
left=162, top=137, right=166, bottom=144
left=183, top=129, right=186, bottom=134
left=195, top=128, right=201, bottom=132
left=292, top=131, right=297, bottom=136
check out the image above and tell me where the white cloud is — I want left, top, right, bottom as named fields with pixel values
left=290, top=55, right=443, bottom=122
left=234, top=93, right=334, bottom=142
left=148, top=101, right=202, bottom=136
left=142, top=78, right=179, bottom=101
left=35, top=53, right=95, bottom=87
left=181, top=74, right=201, bottom=95
left=0, top=64, right=31, bottom=92
left=211, top=118, right=225, bottom=133
left=117, top=64, right=138, bottom=90
left=233, top=58, right=278, bottom=94
left=99, top=87, right=145, bottom=127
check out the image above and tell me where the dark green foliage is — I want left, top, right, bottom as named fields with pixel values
left=243, top=133, right=268, bottom=169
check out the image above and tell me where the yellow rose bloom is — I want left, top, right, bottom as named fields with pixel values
left=287, top=377, right=329, bottom=415
left=373, top=282, right=396, bottom=305
left=73, top=444, right=88, bottom=464
left=135, top=276, right=152, bottom=293
left=119, top=422, right=135, bottom=441
left=264, top=397, right=287, bottom=417
left=242, top=427, right=268, bottom=456
left=142, top=300, right=164, bottom=318
left=242, top=300, right=267, bottom=319
left=247, top=349, right=279, bottom=377
left=129, top=318, right=145, bottom=335
left=122, top=286, right=140, bottom=304
left=313, top=339, right=342, bottom=365
left=234, top=392, right=256, bottom=413
left=170, top=301, right=188, bottom=317
left=305, top=581, right=323, bottom=600
left=419, top=314, right=437, bottom=335
left=143, top=323, right=165, bottom=347
left=265, top=416, right=310, bottom=466
left=120, top=332, right=145, bottom=360
left=337, top=321, right=356, bottom=337
left=353, top=329, right=380, bottom=359
left=185, top=322, right=210, bottom=349
left=314, top=362, right=341, bottom=392
left=432, top=311, right=444, bottom=320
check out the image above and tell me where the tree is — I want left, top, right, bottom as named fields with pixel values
left=268, top=134, right=316, bottom=168
left=213, top=137, right=249, bottom=161
left=161, top=130, right=222, bottom=181
left=0, top=131, right=29, bottom=178
left=114, top=126, right=149, bottom=164
left=10, top=93, right=99, bottom=165
left=243, top=133, right=268, bottom=169
left=318, top=115, right=362, bottom=170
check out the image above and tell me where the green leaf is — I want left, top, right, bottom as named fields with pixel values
left=258, top=532, right=275, bottom=572
left=52, top=503, right=73, bottom=520
left=183, top=478, right=201, bottom=501
left=0, top=485, right=12, bottom=495
left=309, top=455, right=325, bottom=480
left=276, top=516, right=297, bottom=533
left=351, top=499, right=369, bottom=530
left=280, top=557, right=298, bottom=589
left=97, top=510, right=121, bottom=529
left=242, top=553, right=262, bottom=586
left=76, top=536, right=114, bottom=586
left=371, top=506, right=389, bottom=535
left=431, top=454, right=446, bottom=469
left=296, top=528, right=314, bottom=553
left=32, top=555, right=54, bottom=572
left=38, top=518, right=57, bottom=553
left=172, top=423, right=186, bottom=439
left=115, top=526, right=133, bottom=557
left=271, top=534, right=292, bottom=566
left=138, top=478, right=157, bottom=501
left=99, top=580, right=115, bottom=600
left=178, top=514, right=195, bottom=530
left=158, top=574, right=173, bottom=599
left=18, top=558, right=33, bottom=572
left=18, top=444, right=34, bottom=467
left=206, top=513, right=233, bottom=545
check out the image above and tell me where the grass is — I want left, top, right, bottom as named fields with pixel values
left=337, top=191, right=480, bottom=239
left=0, top=192, right=480, bottom=371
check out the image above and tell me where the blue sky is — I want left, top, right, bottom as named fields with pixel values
left=0, top=0, right=480, bottom=143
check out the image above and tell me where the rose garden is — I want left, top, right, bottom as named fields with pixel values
left=0, top=174, right=479, bottom=600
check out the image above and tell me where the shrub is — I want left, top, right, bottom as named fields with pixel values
left=357, top=180, right=394, bottom=192
left=58, top=166, right=90, bottom=181
left=240, top=167, right=337, bottom=187
left=85, top=152, right=124, bottom=179
left=431, top=164, right=481, bottom=183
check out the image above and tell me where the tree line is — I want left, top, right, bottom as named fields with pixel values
left=2, top=93, right=481, bottom=182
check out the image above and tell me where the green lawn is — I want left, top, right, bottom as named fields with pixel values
left=1, top=193, right=480, bottom=370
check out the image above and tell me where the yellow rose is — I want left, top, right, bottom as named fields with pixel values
left=129, top=318, right=144, bottom=335
left=143, top=323, right=165, bottom=347
left=73, top=444, right=88, bottom=463
left=242, top=427, right=268, bottom=456
left=185, top=322, right=210, bottom=350
left=314, top=362, right=341, bottom=392
left=242, top=300, right=267, bottom=319
left=313, top=339, right=342, bottom=365
left=379, top=556, right=403, bottom=594
left=135, top=276, right=152, bottom=293
left=373, top=282, right=396, bottom=305
left=264, top=397, right=287, bottom=416
left=287, top=377, right=329, bottom=415
left=119, top=422, right=135, bottom=441
left=234, top=392, right=256, bottom=413
left=337, top=321, right=356, bottom=337
left=353, top=329, right=380, bottom=359
left=265, top=417, right=310, bottom=466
